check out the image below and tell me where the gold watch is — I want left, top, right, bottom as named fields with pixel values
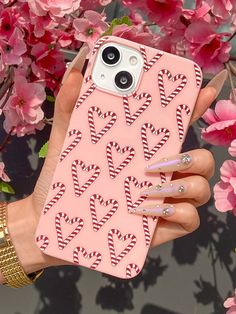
left=0, top=201, right=44, bottom=288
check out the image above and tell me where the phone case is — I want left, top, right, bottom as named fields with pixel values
left=35, top=36, right=202, bottom=279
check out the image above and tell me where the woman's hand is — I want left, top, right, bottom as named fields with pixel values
left=5, top=53, right=224, bottom=281
left=132, top=148, right=215, bottom=247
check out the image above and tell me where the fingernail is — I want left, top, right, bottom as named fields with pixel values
left=62, top=45, right=89, bottom=84
left=205, top=69, right=228, bottom=99
left=145, top=153, right=192, bottom=172
left=140, top=182, right=186, bottom=197
left=129, top=204, right=175, bottom=216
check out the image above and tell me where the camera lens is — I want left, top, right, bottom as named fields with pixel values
left=102, top=46, right=120, bottom=65
left=114, top=71, right=133, bottom=90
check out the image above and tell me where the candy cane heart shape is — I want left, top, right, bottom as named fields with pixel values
left=141, top=123, right=170, bottom=161
left=43, top=182, right=66, bottom=215
left=124, top=176, right=153, bottom=212
left=158, top=69, right=187, bottom=108
left=106, top=141, right=135, bottom=179
left=108, top=228, right=137, bottom=267
left=60, top=129, right=82, bottom=162
left=176, top=104, right=191, bottom=141
left=140, top=45, right=163, bottom=72
left=88, top=106, right=117, bottom=144
left=123, top=91, right=152, bottom=126
left=89, top=194, right=119, bottom=232
left=55, top=212, right=84, bottom=250
left=73, top=246, right=102, bottom=270
left=71, top=160, right=101, bottom=197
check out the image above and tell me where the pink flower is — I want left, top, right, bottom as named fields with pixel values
left=28, top=0, right=81, bottom=18
left=3, top=75, right=45, bottom=136
left=185, top=20, right=231, bottom=73
left=0, top=8, right=17, bottom=39
left=112, top=24, right=158, bottom=47
left=214, top=160, right=236, bottom=216
left=205, top=0, right=236, bottom=21
left=0, top=27, right=27, bottom=65
left=29, top=12, right=58, bottom=38
left=80, top=0, right=112, bottom=10
left=224, top=290, right=236, bottom=314
left=0, top=162, right=10, bottom=182
left=73, top=11, right=108, bottom=48
left=146, top=0, right=183, bottom=26
left=201, top=100, right=236, bottom=146
left=31, top=42, right=66, bottom=86
left=9, top=120, right=45, bottom=137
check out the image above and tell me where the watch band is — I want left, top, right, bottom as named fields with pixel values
left=0, top=201, right=44, bottom=288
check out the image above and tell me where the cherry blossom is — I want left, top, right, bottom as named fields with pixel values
left=214, top=160, right=236, bottom=216
left=80, top=0, right=112, bottom=10
left=28, top=0, right=81, bottom=18
left=201, top=99, right=236, bottom=146
left=73, top=10, right=108, bottom=48
left=3, top=75, right=45, bottom=136
left=112, top=24, right=158, bottom=47
left=202, top=0, right=236, bottom=22
left=224, top=290, right=236, bottom=314
left=0, top=162, right=10, bottom=182
left=146, top=0, right=183, bottom=26
left=0, top=28, right=27, bottom=65
left=185, top=20, right=231, bottom=73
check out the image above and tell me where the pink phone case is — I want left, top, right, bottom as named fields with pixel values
left=35, top=36, right=202, bottom=279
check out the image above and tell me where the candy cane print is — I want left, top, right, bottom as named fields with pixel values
left=108, top=228, right=137, bottom=266
left=176, top=104, right=191, bottom=140
left=43, top=182, right=66, bottom=215
left=126, top=263, right=140, bottom=278
left=140, top=45, right=163, bottom=72
left=92, top=36, right=109, bottom=55
left=55, top=212, right=84, bottom=250
left=36, top=235, right=49, bottom=251
left=73, top=246, right=102, bottom=269
left=60, top=129, right=82, bottom=162
left=75, top=83, right=96, bottom=109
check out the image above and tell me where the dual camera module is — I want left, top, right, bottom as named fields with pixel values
left=101, top=46, right=133, bottom=90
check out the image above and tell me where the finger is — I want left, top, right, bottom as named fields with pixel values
left=149, top=202, right=200, bottom=246
left=130, top=201, right=199, bottom=232
left=47, top=68, right=84, bottom=158
left=62, top=45, right=89, bottom=85
left=140, top=175, right=211, bottom=207
left=190, top=69, right=228, bottom=125
left=145, top=148, right=215, bottom=180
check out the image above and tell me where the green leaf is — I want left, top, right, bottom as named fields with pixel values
left=103, top=16, right=132, bottom=36
left=0, top=181, right=15, bottom=194
left=46, top=95, right=55, bottom=103
left=39, top=141, right=49, bottom=158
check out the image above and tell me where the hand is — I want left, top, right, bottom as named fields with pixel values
left=5, top=53, right=224, bottom=282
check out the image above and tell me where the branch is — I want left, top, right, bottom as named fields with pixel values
left=227, top=31, right=236, bottom=42
left=0, top=67, right=14, bottom=101
left=0, top=128, right=13, bottom=153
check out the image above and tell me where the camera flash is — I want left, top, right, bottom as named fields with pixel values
left=129, top=56, right=137, bottom=65
left=101, top=74, right=105, bottom=80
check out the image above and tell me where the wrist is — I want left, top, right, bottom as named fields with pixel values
left=0, top=196, right=47, bottom=285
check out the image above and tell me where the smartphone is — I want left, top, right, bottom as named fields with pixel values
left=35, top=36, right=202, bottom=279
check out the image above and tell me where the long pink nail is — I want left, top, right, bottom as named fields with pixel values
left=145, top=153, right=192, bottom=172
left=140, top=182, right=186, bottom=197
left=129, top=204, right=175, bottom=216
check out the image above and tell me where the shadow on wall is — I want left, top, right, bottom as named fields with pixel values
left=141, top=303, right=181, bottom=314
left=34, top=266, right=82, bottom=314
